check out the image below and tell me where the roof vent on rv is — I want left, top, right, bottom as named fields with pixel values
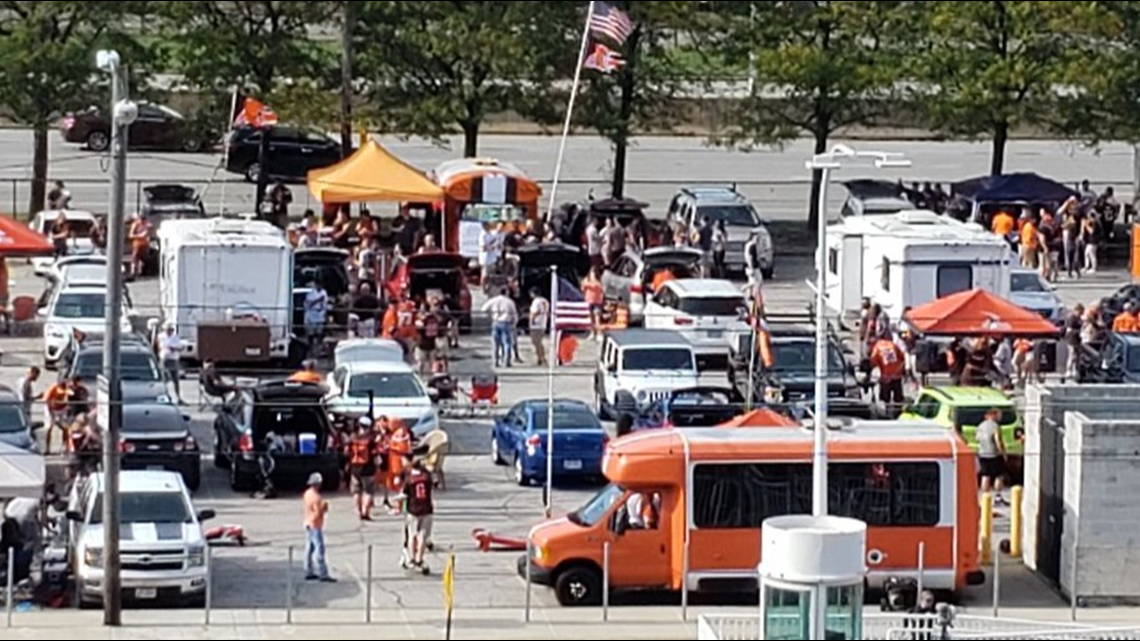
left=801, top=416, right=857, bottom=432
left=894, top=210, right=943, bottom=225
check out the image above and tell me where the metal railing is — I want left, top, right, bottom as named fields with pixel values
left=696, top=613, right=1103, bottom=641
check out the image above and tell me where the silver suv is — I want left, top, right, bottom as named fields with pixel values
left=667, top=187, right=773, bottom=278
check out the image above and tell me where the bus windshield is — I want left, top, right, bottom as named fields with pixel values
left=568, top=484, right=624, bottom=527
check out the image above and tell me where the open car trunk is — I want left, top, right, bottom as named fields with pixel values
left=642, top=249, right=703, bottom=288
left=253, top=403, right=330, bottom=456
left=405, top=254, right=466, bottom=303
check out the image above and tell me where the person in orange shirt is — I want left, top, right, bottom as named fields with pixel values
left=288, top=361, right=324, bottom=385
left=387, top=418, right=413, bottom=501
left=1112, top=303, right=1139, bottom=333
left=991, top=210, right=1015, bottom=238
left=302, top=473, right=335, bottom=582
left=650, top=267, right=676, bottom=293
left=0, top=257, right=10, bottom=333
left=44, top=377, right=86, bottom=455
left=381, top=301, right=400, bottom=339
left=870, top=331, right=906, bottom=416
left=128, top=214, right=152, bottom=278
left=1019, top=217, right=1039, bottom=269
left=581, top=267, right=605, bottom=338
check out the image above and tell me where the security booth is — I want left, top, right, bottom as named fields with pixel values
left=431, top=158, right=542, bottom=255
left=759, top=516, right=866, bottom=640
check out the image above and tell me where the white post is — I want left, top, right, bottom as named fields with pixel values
left=525, top=539, right=533, bottom=622
left=365, top=545, right=373, bottom=623
left=5, top=552, right=12, bottom=628
left=204, top=545, right=212, bottom=626
left=545, top=266, right=557, bottom=518
left=602, top=542, right=610, bottom=622
left=746, top=307, right=759, bottom=411
left=812, top=165, right=831, bottom=517
left=993, top=546, right=1001, bottom=618
left=545, top=1, right=596, bottom=217
left=917, top=541, right=925, bottom=598
left=681, top=540, right=690, bottom=621
left=219, top=87, right=239, bottom=215
left=1070, top=527, right=1080, bottom=621
left=286, top=545, right=294, bottom=624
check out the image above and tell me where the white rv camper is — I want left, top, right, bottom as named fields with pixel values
left=158, top=218, right=292, bottom=361
left=825, top=211, right=1013, bottom=319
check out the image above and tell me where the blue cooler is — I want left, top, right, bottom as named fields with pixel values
left=298, top=433, right=318, bottom=455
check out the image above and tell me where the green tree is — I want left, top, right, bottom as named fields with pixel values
left=355, top=1, right=570, bottom=158
left=912, top=1, right=1105, bottom=175
left=570, top=1, right=692, bottom=199
left=706, top=0, right=905, bottom=228
left=158, top=1, right=336, bottom=127
left=0, top=1, right=136, bottom=213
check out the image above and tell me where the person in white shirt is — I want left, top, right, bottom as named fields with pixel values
left=481, top=288, right=518, bottom=368
left=478, top=223, right=503, bottom=284
left=159, top=323, right=183, bottom=404
left=304, top=281, right=329, bottom=351
left=528, top=288, right=551, bottom=366
left=16, top=366, right=40, bottom=420
left=586, top=219, right=603, bottom=271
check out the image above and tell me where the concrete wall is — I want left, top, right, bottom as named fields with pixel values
left=1022, top=384, right=1140, bottom=575
left=1062, top=413, right=1140, bottom=604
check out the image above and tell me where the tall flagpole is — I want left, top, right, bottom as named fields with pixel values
left=545, top=1, right=596, bottom=219
left=545, top=266, right=558, bottom=518
left=219, top=87, right=239, bottom=215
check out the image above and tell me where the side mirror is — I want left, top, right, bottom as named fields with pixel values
left=66, top=510, right=83, bottom=522
left=36, top=307, right=47, bottom=317
left=610, top=507, right=630, bottom=536
left=197, top=509, right=216, bottom=522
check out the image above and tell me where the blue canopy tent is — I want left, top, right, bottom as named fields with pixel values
left=952, top=172, right=1077, bottom=219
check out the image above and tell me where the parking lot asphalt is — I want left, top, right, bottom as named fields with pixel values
left=2, top=249, right=1134, bottom=631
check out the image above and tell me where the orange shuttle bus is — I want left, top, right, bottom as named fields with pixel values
left=522, top=421, right=984, bottom=606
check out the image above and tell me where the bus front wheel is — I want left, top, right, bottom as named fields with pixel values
left=555, top=565, right=602, bottom=606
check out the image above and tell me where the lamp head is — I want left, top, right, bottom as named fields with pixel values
left=95, top=50, right=120, bottom=72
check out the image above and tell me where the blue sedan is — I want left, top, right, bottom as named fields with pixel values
left=490, top=399, right=609, bottom=486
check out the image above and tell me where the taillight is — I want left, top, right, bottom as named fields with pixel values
left=62, top=116, right=75, bottom=129
left=120, top=441, right=135, bottom=453
left=176, top=436, right=198, bottom=452
left=674, top=317, right=694, bottom=326
left=630, top=283, right=643, bottom=295
left=239, top=434, right=254, bottom=453
left=526, top=434, right=542, bottom=455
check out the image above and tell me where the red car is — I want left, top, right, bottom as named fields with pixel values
left=386, top=253, right=472, bottom=331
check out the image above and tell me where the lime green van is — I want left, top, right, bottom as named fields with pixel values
left=899, top=386, right=1024, bottom=457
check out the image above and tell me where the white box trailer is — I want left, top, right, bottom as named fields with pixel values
left=158, top=218, right=293, bottom=361
left=825, top=210, right=1014, bottom=320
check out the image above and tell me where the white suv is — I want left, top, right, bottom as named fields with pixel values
left=594, top=329, right=699, bottom=419
left=643, top=279, right=749, bottom=370
left=42, top=282, right=134, bottom=368
left=68, top=471, right=214, bottom=607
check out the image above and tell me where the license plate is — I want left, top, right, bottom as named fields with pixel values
left=563, top=460, right=583, bottom=471
left=135, top=588, right=157, bottom=599
left=707, top=330, right=723, bottom=339
left=147, top=465, right=164, bottom=471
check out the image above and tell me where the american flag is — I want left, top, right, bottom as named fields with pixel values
left=583, top=43, right=625, bottom=74
left=232, top=97, right=278, bottom=129
left=553, top=276, right=592, bottom=331
left=589, top=1, right=635, bottom=45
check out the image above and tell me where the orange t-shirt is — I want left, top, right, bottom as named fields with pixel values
left=651, top=269, right=676, bottom=292
left=288, top=370, right=323, bottom=385
left=992, top=212, right=1015, bottom=236
left=303, top=488, right=327, bottom=529
left=1020, top=221, right=1039, bottom=249
left=870, top=339, right=905, bottom=381
left=582, top=279, right=603, bottom=306
left=1113, top=312, right=1139, bottom=333
left=45, top=383, right=72, bottom=413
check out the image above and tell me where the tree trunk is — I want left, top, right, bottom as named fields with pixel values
left=991, top=121, right=1009, bottom=176
left=339, top=0, right=355, bottom=157
left=611, top=26, right=640, bottom=200
left=29, top=125, right=48, bottom=215
left=806, top=132, right=829, bottom=232
left=462, top=121, right=479, bottom=158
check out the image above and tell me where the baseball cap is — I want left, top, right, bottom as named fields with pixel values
left=307, top=472, right=323, bottom=487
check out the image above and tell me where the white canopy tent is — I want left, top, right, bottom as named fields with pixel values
left=0, top=442, right=45, bottom=499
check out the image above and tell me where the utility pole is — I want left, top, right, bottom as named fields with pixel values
left=340, top=0, right=355, bottom=156
left=97, top=49, right=133, bottom=627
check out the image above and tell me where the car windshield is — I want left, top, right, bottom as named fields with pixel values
left=1128, top=345, right=1140, bottom=373
left=0, top=405, right=28, bottom=433
left=52, top=293, right=105, bottom=319
left=679, top=296, right=744, bottom=317
left=76, top=351, right=160, bottom=381
left=770, top=342, right=847, bottom=374
left=530, top=404, right=602, bottom=430
left=622, top=348, right=694, bottom=372
left=91, top=491, right=191, bottom=524
left=955, top=406, right=1018, bottom=426
left=569, top=483, right=624, bottom=527
left=123, top=411, right=185, bottom=433
left=1011, top=273, right=1047, bottom=293
left=698, top=204, right=760, bottom=227
left=347, top=372, right=424, bottom=399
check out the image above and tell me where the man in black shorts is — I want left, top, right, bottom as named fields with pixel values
left=976, top=408, right=1007, bottom=504
left=346, top=418, right=377, bottom=521
left=400, top=453, right=434, bottom=574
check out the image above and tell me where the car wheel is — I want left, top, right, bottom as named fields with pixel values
left=244, top=162, right=262, bottom=183
left=180, top=136, right=202, bottom=153
left=229, top=460, right=254, bottom=492
left=614, top=391, right=637, bottom=420
left=514, top=453, right=530, bottom=486
left=555, top=565, right=602, bottom=606
left=491, top=435, right=505, bottom=465
left=86, top=131, right=110, bottom=152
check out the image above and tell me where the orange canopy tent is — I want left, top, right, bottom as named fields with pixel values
left=0, top=215, right=53, bottom=256
left=306, top=139, right=444, bottom=204
left=720, top=408, right=797, bottom=428
left=903, top=289, right=1059, bottom=337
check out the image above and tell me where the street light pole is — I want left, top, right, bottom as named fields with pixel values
left=805, top=145, right=910, bottom=518
left=97, top=49, right=134, bottom=627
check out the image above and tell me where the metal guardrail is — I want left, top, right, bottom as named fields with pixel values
left=696, top=613, right=1109, bottom=641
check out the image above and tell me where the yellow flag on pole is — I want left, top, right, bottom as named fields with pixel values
left=443, top=552, right=456, bottom=611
